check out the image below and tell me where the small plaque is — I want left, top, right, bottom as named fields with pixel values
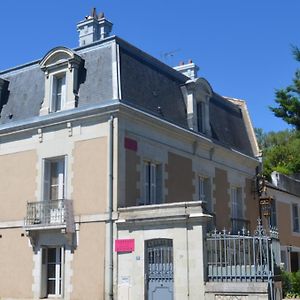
left=115, top=239, right=135, bottom=252
left=124, top=137, right=138, bottom=151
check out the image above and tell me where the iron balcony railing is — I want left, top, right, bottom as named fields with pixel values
left=206, top=221, right=280, bottom=283
left=24, top=199, right=74, bottom=232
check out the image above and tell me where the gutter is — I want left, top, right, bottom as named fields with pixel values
left=107, top=115, right=114, bottom=299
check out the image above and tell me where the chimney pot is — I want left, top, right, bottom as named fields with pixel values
left=174, top=59, right=199, bottom=80
left=77, top=9, right=113, bottom=46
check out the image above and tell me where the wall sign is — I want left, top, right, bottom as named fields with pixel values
left=124, top=137, right=138, bottom=152
left=115, top=239, right=135, bottom=253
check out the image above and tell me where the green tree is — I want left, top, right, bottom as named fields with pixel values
left=270, top=46, right=300, bottom=130
left=255, top=129, right=300, bottom=179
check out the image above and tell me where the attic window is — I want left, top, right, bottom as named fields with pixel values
left=0, top=78, right=9, bottom=112
left=181, top=78, right=212, bottom=136
left=39, top=47, right=83, bottom=115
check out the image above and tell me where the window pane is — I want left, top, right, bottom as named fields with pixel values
left=197, top=102, right=204, bottom=133
left=47, top=280, right=56, bottom=295
left=47, top=264, right=56, bottom=279
left=47, top=248, right=56, bottom=263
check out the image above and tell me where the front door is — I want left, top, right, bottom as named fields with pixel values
left=145, top=239, right=173, bottom=300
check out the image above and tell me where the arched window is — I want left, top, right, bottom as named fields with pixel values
left=39, top=47, right=84, bottom=115
left=181, top=78, right=212, bottom=135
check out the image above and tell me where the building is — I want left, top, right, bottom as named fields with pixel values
left=0, top=9, right=269, bottom=300
left=265, top=171, right=300, bottom=272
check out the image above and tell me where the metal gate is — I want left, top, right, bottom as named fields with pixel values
left=145, top=239, right=173, bottom=300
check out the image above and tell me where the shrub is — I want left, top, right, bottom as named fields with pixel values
left=282, top=270, right=300, bottom=298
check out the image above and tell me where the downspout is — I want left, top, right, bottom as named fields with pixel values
left=108, top=115, right=114, bottom=299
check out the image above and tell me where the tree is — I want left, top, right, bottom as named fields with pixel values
left=270, top=46, right=300, bottom=130
left=255, top=128, right=300, bottom=179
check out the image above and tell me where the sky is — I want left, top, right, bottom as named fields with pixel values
left=0, top=0, right=299, bottom=133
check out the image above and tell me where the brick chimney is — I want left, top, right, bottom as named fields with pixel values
left=77, top=8, right=113, bottom=47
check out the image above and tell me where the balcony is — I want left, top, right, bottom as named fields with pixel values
left=24, top=199, right=74, bottom=233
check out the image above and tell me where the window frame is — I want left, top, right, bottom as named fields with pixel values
left=292, top=203, right=300, bottom=233
left=142, top=160, right=163, bottom=205
left=51, top=73, right=66, bottom=113
left=198, top=175, right=212, bottom=212
left=42, top=156, right=67, bottom=202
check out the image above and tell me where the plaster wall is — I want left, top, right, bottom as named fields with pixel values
left=0, top=150, right=37, bottom=221
left=0, top=228, right=33, bottom=299
left=117, top=221, right=206, bottom=300
left=71, top=222, right=106, bottom=300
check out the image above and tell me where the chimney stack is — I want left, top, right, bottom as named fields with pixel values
left=77, top=8, right=113, bottom=47
left=174, top=60, right=199, bottom=80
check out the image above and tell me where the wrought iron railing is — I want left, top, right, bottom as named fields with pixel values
left=24, top=199, right=73, bottom=229
left=207, top=220, right=279, bottom=283
left=231, top=217, right=250, bottom=234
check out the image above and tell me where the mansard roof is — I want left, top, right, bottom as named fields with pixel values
left=0, top=35, right=256, bottom=158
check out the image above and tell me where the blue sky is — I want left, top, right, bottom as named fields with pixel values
left=1, top=0, right=299, bottom=132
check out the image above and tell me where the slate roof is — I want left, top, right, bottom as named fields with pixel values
left=0, top=36, right=255, bottom=157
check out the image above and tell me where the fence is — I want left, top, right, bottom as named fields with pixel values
left=206, top=220, right=280, bottom=283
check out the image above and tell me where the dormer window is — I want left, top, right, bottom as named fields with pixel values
left=181, top=78, right=212, bottom=136
left=39, top=47, right=84, bottom=115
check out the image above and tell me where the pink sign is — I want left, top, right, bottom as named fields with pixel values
left=115, top=239, right=135, bottom=253
left=124, top=137, right=138, bottom=152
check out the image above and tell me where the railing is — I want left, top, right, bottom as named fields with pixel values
left=207, top=220, right=279, bottom=283
left=231, top=217, right=250, bottom=234
left=24, top=199, right=74, bottom=231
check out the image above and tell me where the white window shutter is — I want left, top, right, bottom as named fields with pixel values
left=40, top=248, right=47, bottom=298
left=231, top=188, right=237, bottom=219
left=61, top=76, right=66, bottom=109
left=156, top=164, right=162, bottom=204
left=150, top=163, right=156, bottom=204
left=237, top=188, right=243, bottom=217
left=199, top=177, right=205, bottom=202
left=43, top=160, right=51, bottom=201
left=204, top=178, right=211, bottom=211
left=57, top=159, right=65, bottom=200
left=144, top=162, right=150, bottom=205
left=51, top=77, right=57, bottom=112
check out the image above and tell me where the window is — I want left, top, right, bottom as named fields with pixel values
left=51, top=74, right=66, bottom=112
left=198, top=176, right=212, bottom=212
left=197, top=101, right=205, bottom=133
left=142, top=161, right=162, bottom=205
left=39, top=47, right=83, bottom=115
left=43, top=157, right=65, bottom=201
left=292, top=204, right=299, bottom=233
left=231, top=187, right=246, bottom=233
left=270, top=200, right=277, bottom=228
left=41, top=247, right=64, bottom=298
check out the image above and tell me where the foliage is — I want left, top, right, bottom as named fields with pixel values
left=270, top=46, right=300, bottom=130
left=281, top=270, right=300, bottom=298
left=255, top=128, right=300, bottom=179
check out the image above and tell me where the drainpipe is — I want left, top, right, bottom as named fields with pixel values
left=107, top=115, right=114, bottom=299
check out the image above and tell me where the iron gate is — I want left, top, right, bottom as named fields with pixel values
left=145, top=239, right=173, bottom=300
